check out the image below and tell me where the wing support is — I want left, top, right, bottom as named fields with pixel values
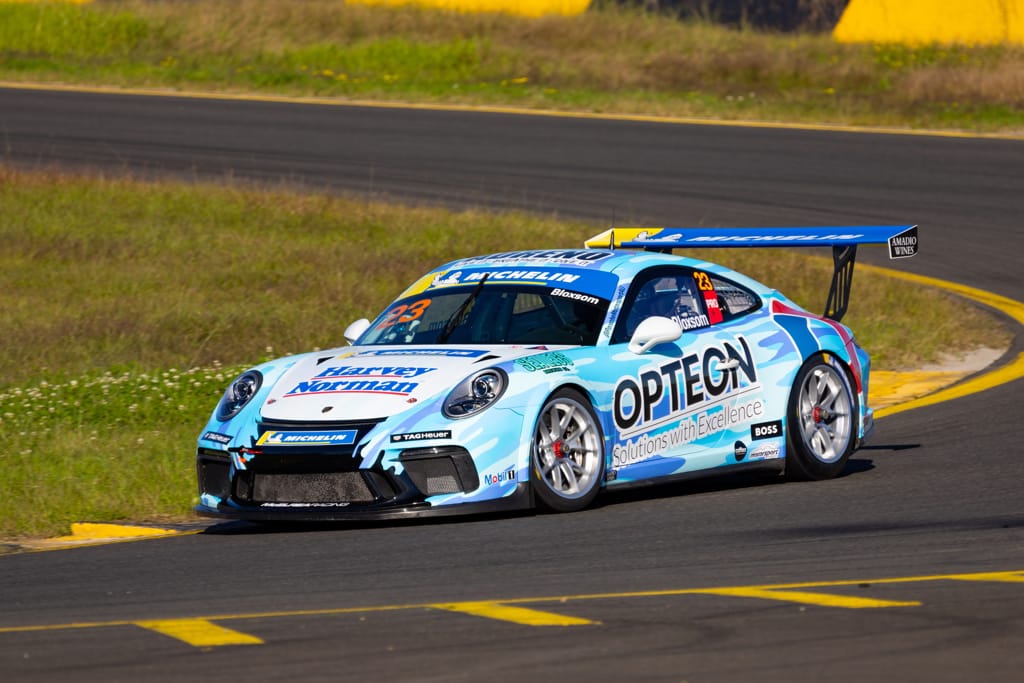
left=824, top=244, right=856, bottom=322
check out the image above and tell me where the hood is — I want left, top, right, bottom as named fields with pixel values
left=260, top=345, right=573, bottom=422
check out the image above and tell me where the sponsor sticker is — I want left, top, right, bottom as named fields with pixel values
left=429, top=269, right=584, bottom=288
left=484, top=467, right=517, bottom=485
left=390, top=430, right=453, bottom=443
left=887, top=226, right=918, bottom=259
left=734, top=441, right=748, bottom=461
left=515, top=352, right=574, bottom=374
left=353, top=348, right=490, bottom=358
left=686, top=232, right=865, bottom=243
left=611, top=397, right=766, bottom=467
left=261, top=502, right=351, bottom=507
left=549, top=287, right=602, bottom=306
left=257, top=430, right=358, bottom=446
left=285, top=365, right=435, bottom=398
left=674, top=313, right=710, bottom=331
left=749, top=443, right=782, bottom=460
left=455, top=250, right=613, bottom=266
left=613, top=335, right=760, bottom=436
left=201, top=431, right=232, bottom=445
left=750, top=420, right=783, bottom=441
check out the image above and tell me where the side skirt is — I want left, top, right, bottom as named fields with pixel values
left=603, top=459, right=786, bottom=493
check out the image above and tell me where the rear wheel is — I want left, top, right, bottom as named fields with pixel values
left=530, top=389, right=604, bottom=512
left=785, top=355, right=857, bottom=481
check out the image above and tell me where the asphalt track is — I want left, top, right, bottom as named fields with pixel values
left=1, top=85, right=1023, bottom=682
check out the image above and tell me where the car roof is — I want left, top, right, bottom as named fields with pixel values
left=440, top=248, right=692, bottom=275
left=407, top=248, right=769, bottom=303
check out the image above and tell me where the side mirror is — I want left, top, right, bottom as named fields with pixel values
left=343, top=318, right=370, bottom=345
left=628, top=316, right=682, bottom=354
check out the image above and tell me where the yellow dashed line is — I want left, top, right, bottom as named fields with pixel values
left=431, top=601, right=597, bottom=625
left=691, top=587, right=919, bottom=609
left=3, top=568, right=1019, bottom=648
left=135, top=619, right=263, bottom=646
left=947, top=570, right=1024, bottom=584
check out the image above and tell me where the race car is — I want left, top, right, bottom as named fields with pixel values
left=195, top=225, right=918, bottom=520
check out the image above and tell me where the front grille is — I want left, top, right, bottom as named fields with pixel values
left=249, top=471, right=376, bottom=504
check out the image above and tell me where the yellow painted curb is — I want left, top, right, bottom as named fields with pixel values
left=350, top=0, right=589, bottom=17
left=863, top=263, right=1024, bottom=418
left=18, top=523, right=200, bottom=552
left=869, top=370, right=967, bottom=411
left=55, top=522, right=181, bottom=541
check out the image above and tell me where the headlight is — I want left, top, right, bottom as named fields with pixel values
left=442, top=368, right=508, bottom=419
left=215, top=370, right=263, bottom=422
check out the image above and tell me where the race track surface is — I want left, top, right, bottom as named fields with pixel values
left=2, top=86, right=1022, bottom=682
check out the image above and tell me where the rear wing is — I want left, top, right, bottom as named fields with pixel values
left=585, top=225, right=918, bottom=323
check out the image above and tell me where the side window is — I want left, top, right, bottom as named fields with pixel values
left=613, top=267, right=763, bottom=344
left=614, top=267, right=708, bottom=344
left=696, top=271, right=761, bottom=323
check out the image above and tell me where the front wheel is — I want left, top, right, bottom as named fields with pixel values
left=530, top=388, right=604, bottom=513
left=785, top=355, right=857, bottom=481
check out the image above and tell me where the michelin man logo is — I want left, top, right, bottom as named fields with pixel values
left=432, top=271, right=463, bottom=287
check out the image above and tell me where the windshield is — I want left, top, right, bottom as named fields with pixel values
left=358, top=284, right=609, bottom=346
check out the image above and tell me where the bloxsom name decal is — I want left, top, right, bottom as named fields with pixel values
left=550, top=287, right=601, bottom=306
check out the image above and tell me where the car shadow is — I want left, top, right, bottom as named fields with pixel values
left=201, top=449, right=915, bottom=534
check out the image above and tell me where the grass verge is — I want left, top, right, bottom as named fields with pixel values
left=0, top=167, right=1011, bottom=538
left=0, top=1, right=1021, bottom=133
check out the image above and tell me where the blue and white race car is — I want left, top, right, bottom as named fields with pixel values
left=196, top=225, right=918, bottom=520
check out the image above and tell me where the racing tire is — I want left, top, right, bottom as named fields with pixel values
left=530, top=388, right=604, bottom=513
left=785, top=354, right=857, bottom=481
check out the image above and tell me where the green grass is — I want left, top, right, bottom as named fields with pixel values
left=0, top=1, right=1021, bottom=132
left=0, top=168, right=1011, bottom=539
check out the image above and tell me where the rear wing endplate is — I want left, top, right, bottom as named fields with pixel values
left=584, top=225, right=918, bottom=322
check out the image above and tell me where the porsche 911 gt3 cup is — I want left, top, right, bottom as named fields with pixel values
left=195, top=225, right=918, bottom=520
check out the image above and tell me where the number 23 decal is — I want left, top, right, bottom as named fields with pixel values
left=378, top=299, right=432, bottom=328
left=693, top=271, right=714, bottom=292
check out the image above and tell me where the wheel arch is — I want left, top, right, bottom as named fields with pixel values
left=543, top=381, right=612, bottom=472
